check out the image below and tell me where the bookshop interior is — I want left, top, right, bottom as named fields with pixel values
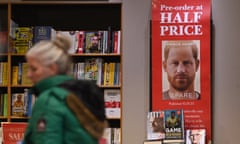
left=0, top=0, right=239, bottom=144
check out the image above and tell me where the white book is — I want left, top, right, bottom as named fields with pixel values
left=104, top=89, right=121, bottom=118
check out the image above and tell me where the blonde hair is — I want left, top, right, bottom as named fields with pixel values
left=26, top=33, right=72, bottom=74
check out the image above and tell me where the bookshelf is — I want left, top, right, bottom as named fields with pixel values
left=0, top=1, right=122, bottom=143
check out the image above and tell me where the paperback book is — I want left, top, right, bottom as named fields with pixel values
left=186, top=129, right=206, bottom=144
left=147, top=111, right=165, bottom=140
left=164, top=109, right=184, bottom=140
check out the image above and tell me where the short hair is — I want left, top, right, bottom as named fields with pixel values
left=163, top=40, right=199, bottom=61
left=26, top=34, right=72, bottom=74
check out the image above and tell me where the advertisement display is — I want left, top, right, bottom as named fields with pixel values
left=151, top=0, right=211, bottom=143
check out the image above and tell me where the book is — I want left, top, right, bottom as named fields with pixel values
left=77, top=30, right=85, bottom=54
left=164, top=109, right=184, bottom=140
left=104, top=89, right=121, bottom=118
left=84, top=58, right=100, bottom=81
left=102, top=128, right=111, bottom=144
left=147, top=111, right=165, bottom=140
left=144, top=140, right=162, bottom=144
left=186, top=129, right=206, bottom=144
left=58, top=30, right=78, bottom=54
left=11, top=93, right=25, bottom=117
left=11, top=65, right=19, bottom=85
left=0, top=31, right=8, bottom=53
left=33, top=26, right=56, bottom=44
left=1, top=122, right=27, bottom=144
left=14, top=27, right=33, bottom=41
left=13, top=27, right=33, bottom=54
left=101, top=128, right=121, bottom=144
left=2, top=62, right=8, bottom=86
left=76, top=62, right=85, bottom=80
left=162, top=139, right=185, bottom=144
left=21, top=63, right=32, bottom=85
left=84, top=31, right=101, bottom=53
left=0, top=94, right=4, bottom=116
left=103, top=62, right=111, bottom=86
left=3, top=93, right=8, bottom=116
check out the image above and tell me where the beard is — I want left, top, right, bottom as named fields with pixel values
left=168, top=74, right=195, bottom=91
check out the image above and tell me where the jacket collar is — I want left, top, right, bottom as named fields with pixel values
left=31, top=75, right=73, bottom=96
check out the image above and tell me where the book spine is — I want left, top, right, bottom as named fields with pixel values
left=3, top=93, right=8, bottom=116
left=11, top=66, right=19, bottom=85
left=2, top=62, right=8, bottom=86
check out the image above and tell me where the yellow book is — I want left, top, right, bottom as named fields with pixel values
left=11, top=66, right=19, bottom=85
left=21, top=63, right=32, bottom=85
left=103, top=62, right=111, bottom=86
left=2, top=62, right=8, bottom=86
left=109, top=62, right=115, bottom=86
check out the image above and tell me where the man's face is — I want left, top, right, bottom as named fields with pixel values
left=190, top=130, right=202, bottom=144
left=163, top=46, right=199, bottom=91
left=91, top=36, right=99, bottom=46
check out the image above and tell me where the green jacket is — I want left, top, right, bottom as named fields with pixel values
left=23, top=75, right=105, bottom=144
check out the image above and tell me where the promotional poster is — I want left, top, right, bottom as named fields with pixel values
left=151, top=0, right=211, bottom=143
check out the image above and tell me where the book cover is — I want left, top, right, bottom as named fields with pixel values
left=14, top=27, right=33, bottom=41
left=104, top=89, right=121, bottom=119
left=147, top=111, right=165, bottom=140
left=164, top=109, right=184, bottom=140
left=84, top=58, right=99, bottom=81
left=1, top=122, right=27, bottom=144
left=84, top=31, right=101, bottom=53
left=33, top=26, right=56, bottom=44
left=11, top=93, right=25, bottom=117
left=186, top=129, right=206, bottom=144
left=58, top=31, right=78, bottom=54
left=13, top=40, right=30, bottom=54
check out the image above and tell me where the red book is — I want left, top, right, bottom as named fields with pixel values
left=77, top=31, right=85, bottom=54
left=2, top=122, right=27, bottom=144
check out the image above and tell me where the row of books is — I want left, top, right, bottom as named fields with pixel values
left=0, top=93, right=8, bottom=116
left=146, top=109, right=206, bottom=144
left=13, top=59, right=121, bottom=86
left=9, top=88, right=120, bottom=119
left=144, top=128, right=206, bottom=144
left=12, top=62, right=32, bottom=86
left=100, top=128, right=121, bottom=144
left=11, top=89, right=36, bottom=117
left=71, top=58, right=121, bottom=86
left=11, top=26, right=121, bottom=54
left=0, top=62, right=8, bottom=86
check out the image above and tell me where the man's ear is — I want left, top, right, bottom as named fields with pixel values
left=163, top=60, right=167, bottom=72
left=196, top=59, right=200, bottom=71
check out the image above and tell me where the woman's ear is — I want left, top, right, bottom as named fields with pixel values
left=48, top=63, right=58, bottom=75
